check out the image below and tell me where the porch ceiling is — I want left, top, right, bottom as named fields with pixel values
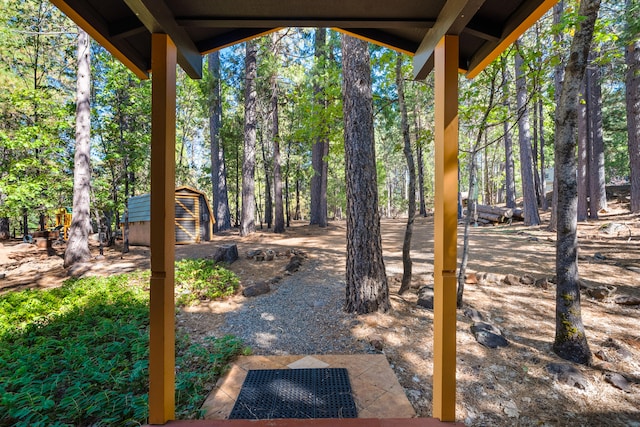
left=51, top=0, right=556, bottom=80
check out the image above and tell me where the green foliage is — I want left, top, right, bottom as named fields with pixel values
left=0, top=274, right=244, bottom=426
left=175, top=258, right=240, bottom=306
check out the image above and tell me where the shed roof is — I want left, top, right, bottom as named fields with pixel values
left=51, top=0, right=556, bottom=80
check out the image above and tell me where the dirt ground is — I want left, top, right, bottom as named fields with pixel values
left=1, top=201, right=639, bottom=425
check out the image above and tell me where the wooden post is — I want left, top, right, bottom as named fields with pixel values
left=149, top=33, right=177, bottom=424
left=433, top=34, right=458, bottom=422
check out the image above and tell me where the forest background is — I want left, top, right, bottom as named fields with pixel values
left=0, top=0, right=638, bottom=246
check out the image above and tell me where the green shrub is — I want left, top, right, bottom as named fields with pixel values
left=0, top=274, right=244, bottom=426
left=174, top=259, right=239, bottom=306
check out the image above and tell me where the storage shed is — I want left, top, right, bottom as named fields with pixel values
left=122, top=186, right=214, bottom=246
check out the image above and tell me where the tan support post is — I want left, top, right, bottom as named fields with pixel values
left=149, top=33, right=177, bottom=424
left=432, top=34, right=458, bottom=422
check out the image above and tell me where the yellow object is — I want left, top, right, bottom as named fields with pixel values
left=54, top=208, right=72, bottom=240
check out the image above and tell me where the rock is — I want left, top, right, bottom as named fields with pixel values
left=534, top=277, right=551, bottom=289
left=519, top=274, right=535, bottom=285
left=285, top=255, right=305, bottom=272
left=502, top=274, right=520, bottom=286
left=613, top=294, right=640, bottom=306
left=546, top=363, right=589, bottom=389
left=464, top=307, right=484, bottom=322
left=599, top=222, right=626, bottom=235
left=369, top=334, right=384, bottom=351
left=471, top=322, right=508, bottom=348
left=478, top=272, right=501, bottom=284
left=503, top=400, right=519, bottom=418
left=602, top=338, right=633, bottom=360
left=0, top=273, right=5, bottom=279
left=265, top=249, right=275, bottom=261
left=406, top=389, right=421, bottom=400
left=246, top=249, right=263, bottom=259
left=416, top=286, right=434, bottom=310
left=465, top=272, right=478, bottom=284
left=587, top=285, right=616, bottom=300
left=242, top=281, right=271, bottom=297
left=212, top=244, right=239, bottom=264
left=593, top=252, right=606, bottom=261
left=604, top=372, right=631, bottom=392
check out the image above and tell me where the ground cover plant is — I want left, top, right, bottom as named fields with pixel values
left=0, top=262, right=243, bottom=426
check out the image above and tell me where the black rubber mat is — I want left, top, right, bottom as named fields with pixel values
left=228, top=368, right=358, bottom=419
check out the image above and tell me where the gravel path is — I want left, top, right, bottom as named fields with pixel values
left=218, top=258, right=370, bottom=355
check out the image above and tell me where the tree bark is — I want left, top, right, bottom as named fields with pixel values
left=549, top=0, right=565, bottom=231
left=241, top=40, right=257, bottom=236
left=577, top=82, right=589, bottom=221
left=515, top=46, right=541, bottom=226
left=553, top=0, right=600, bottom=365
left=414, top=109, right=427, bottom=216
left=396, top=54, right=415, bottom=295
left=342, top=35, right=389, bottom=314
left=310, top=28, right=329, bottom=227
left=261, top=131, right=273, bottom=229
left=64, top=27, right=92, bottom=268
left=587, top=60, right=607, bottom=217
left=502, top=58, right=517, bottom=209
left=0, top=217, right=9, bottom=240
left=209, top=52, right=232, bottom=232
left=271, top=35, right=285, bottom=233
left=627, top=0, right=640, bottom=213
left=538, top=97, right=548, bottom=210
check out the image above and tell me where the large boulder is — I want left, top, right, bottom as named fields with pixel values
left=471, top=322, right=508, bottom=348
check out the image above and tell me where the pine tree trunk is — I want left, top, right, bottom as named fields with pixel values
left=502, top=58, right=517, bottom=209
left=577, top=82, right=589, bottom=221
left=415, top=110, right=427, bottom=216
left=271, top=45, right=285, bottom=233
left=538, top=97, right=548, bottom=210
left=586, top=62, right=607, bottom=216
left=342, top=35, right=389, bottom=314
left=64, top=27, right=92, bottom=268
left=553, top=0, right=600, bottom=365
left=241, top=40, right=257, bottom=236
left=549, top=0, right=565, bottom=231
left=209, top=52, right=232, bottom=232
left=0, top=217, right=9, bottom=240
left=396, top=54, right=415, bottom=295
left=627, top=0, right=640, bottom=213
left=515, top=46, right=541, bottom=225
left=310, top=28, right=329, bottom=227
left=262, top=134, right=273, bottom=229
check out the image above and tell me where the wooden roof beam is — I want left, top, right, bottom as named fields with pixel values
left=198, top=28, right=279, bottom=54
left=466, top=0, right=557, bottom=78
left=413, top=0, right=486, bottom=79
left=175, top=18, right=435, bottom=29
left=50, top=0, right=150, bottom=79
left=335, top=28, right=419, bottom=55
left=123, top=0, right=203, bottom=78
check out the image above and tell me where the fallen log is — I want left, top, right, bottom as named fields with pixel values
left=476, top=204, right=513, bottom=218
left=512, top=208, right=524, bottom=221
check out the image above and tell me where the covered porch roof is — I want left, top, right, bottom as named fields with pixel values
left=51, top=0, right=555, bottom=80
left=49, top=0, right=557, bottom=425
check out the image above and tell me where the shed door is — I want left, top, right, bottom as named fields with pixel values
left=175, top=194, right=200, bottom=244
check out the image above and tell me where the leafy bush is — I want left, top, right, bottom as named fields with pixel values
left=175, top=258, right=239, bottom=306
left=0, top=274, right=244, bottom=426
